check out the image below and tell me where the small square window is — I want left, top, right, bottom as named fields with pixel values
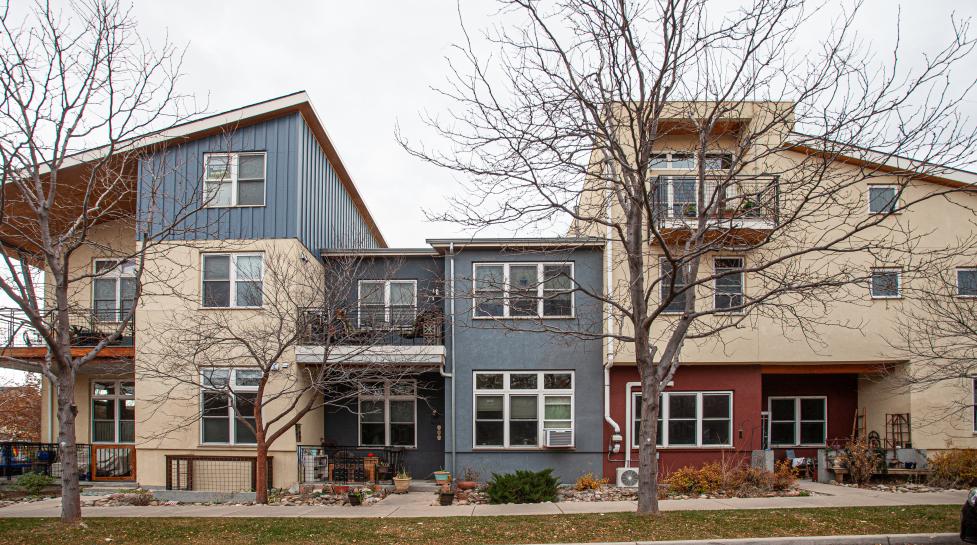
left=957, top=268, right=977, bottom=297
left=868, top=186, right=899, bottom=214
left=870, top=269, right=901, bottom=298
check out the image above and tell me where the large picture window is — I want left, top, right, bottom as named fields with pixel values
left=473, top=263, right=573, bottom=318
left=200, top=368, right=261, bottom=445
left=768, top=397, right=827, bottom=446
left=202, top=253, right=263, bottom=308
left=358, top=280, right=417, bottom=326
left=631, top=391, right=732, bottom=448
left=93, top=260, right=137, bottom=322
left=358, top=381, right=417, bottom=447
left=203, top=152, right=266, bottom=207
left=473, top=371, right=574, bottom=448
left=92, top=380, right=135, bottom=444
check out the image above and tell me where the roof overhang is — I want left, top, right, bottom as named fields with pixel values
left=295, top=344, right=445, bottom=367
left=426, top=237, right=605, bottom=253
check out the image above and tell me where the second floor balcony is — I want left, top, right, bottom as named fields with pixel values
left=651, top=176, right=779, bottom=234
left=297, top=306, right=444, bottom=347
left=0, top=307, right=136, bottom=362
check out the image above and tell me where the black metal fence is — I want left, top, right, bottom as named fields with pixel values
left=650, top=175, right=780, bottom=226
left=165, top=455, right=273, bottom=492
left=0, top=442, right=92, bottom=481
left=298, top=306, right=443, bottom=346
left=0, top=307, right=135, bottom=348
left=297, top=445, right=404, bottom=484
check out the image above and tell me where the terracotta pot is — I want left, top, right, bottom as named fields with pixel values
left=456, top=480, right=477, bottom=491
left=393, top=477, right=411, bottom=494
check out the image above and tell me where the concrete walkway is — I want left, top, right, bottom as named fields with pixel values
left=0, top=481, right=967, bottom=518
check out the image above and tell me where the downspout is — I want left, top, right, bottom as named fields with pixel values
left=603, top=158, right=623, bottom=460
left=438, top=242, right=457, bottom=474
left=47, top=377, right=54, bottom=442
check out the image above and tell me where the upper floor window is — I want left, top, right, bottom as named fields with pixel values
left=660, top=258, right=688, bottom=314
left=867, top=185, right=899, bottom=214
left=92, top=380, right=135, bottom=444
left=870, top=268, right=901, bottom=299
left=473, top=371, right=573, bottom=449
left=93, top=260, right=136, bottom=322
left=650, top=152, right=731, bottom=170
left=473, top=263, right=573, bottom=318
left=957, top=268, right=977, bottom=297
left=768, top=396, right=826, bottom=446
left=631, top=391, right=732, bottom=448
left=203, top=152, right=266, bottom=207
left=202, top=253, right=263, bottom=308
left=359, top=381, right=417, bottom=447
left=201, top=368, right=260, bottom=445
left=358, top=280, right=417, bottom=326
left=714, top=257, right=744, bottom=311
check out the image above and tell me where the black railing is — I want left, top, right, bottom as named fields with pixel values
left=651, top=175, right=779, bottom=226
left=0, top=307, right=135, bottom=348
left=298, top=306, right=444, bottom=346
left=0, top=442, right=92, bottom=480
left=297, top=445, right=404, bottom=484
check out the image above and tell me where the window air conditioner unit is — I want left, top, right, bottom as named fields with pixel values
left=616, top=466, right=639, bottom=487
left=544, top=429, right=574, bottom=448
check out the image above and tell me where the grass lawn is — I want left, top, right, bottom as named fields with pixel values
left=0, top=505, right=961, bottom=545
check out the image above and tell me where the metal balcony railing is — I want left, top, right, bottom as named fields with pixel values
left=0, top=307, right=135, bottom=348
left=298, top=306, right=444, bottom=346
left=651, top=175, right=779, bottom=226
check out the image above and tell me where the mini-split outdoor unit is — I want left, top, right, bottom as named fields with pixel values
left=616, top=466, right=639, bottom=487
left=544, top=429, right=574, bottom=448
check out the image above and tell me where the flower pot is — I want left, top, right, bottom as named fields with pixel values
left=433, top=471, right=452, bottom=485
left=456, top=480, right=477, bottom=491
left=393, top=477, right=412, bottom=494
left=347, top=493, right=362, bottom=506
left=439, top=492, right=455, bottom=506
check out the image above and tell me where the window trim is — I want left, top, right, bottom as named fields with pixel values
left=202, top=151, right=267, bottom=208
left=357, top=380, right=418, bottom=448
left=472, top=370, right=575, bottom=450
left=767, top=396, right=827, bottom=447
left=356, top=279, right=418, bottom=326
left=714, top=256, right=745, bottom=313
left=200, top=252, right=264, bottom=309
left=867, top=184, right=900, bottom=215
left=957, top=267, right=977, bottom=298
left=91, top=379, right=135, bottom=444
left=199, top=368, right=260, bottom=446
left=627, top=386, right=734, bottom=449
left=870, top=268, right=902, bottom=299
left=471, top=262, right=575, bottom=319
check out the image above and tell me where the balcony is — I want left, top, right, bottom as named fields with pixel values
left=651, top=176, right=779, bottom=240
left=0, top=307, right=135, bottom=361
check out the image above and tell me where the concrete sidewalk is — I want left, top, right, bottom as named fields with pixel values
left=0, top=481, right=968, bottom=518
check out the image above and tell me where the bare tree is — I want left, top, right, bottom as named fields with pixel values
left=138, top=248, right=442, bottom=504
left=0, top=0, right=200, bottom=522
left=400, top=0, right=977, bottom=514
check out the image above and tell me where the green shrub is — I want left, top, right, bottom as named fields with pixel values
left=928, top=449, right=977, bottom=488
left=16, top=472, right=55, bottom=496
left=485, top=469, right=559, bottom=504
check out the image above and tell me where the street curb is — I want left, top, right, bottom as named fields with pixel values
left=530, top=533, right=964, bottom=545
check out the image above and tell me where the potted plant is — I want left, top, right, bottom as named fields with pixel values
left=393, top=469, right=412, bottom=494
left=457, top=467, right=479, bottom=491
left=438, top=483, right=455, bottom=506
left=347, top=488, right=365, bottom=506
left=432, top=468, right=452, bottom=487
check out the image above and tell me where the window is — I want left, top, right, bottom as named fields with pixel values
left=768, top=397, right=826, bottom=446
left=648, top=152, right=731, bottom=170
left=473, top=263, right=574, bottom=318
left=473, top=371, right=574, bottom=448
left=958, top=268, right=977, bottom=297
left=202, top=253, right=263, bottom=308
left=631, top=390, right=732, bottom=448
left=91, top=380, right=135, bottom=443
left=203, top=152, right=266, bottom=207
left=714, top=257, right=744, bottom=311
left=201, top=368, right=260, bottom=444
left=358, top=381, right=416, bottom=447
left=870, top=268, right=901, bottom=299
left=867, top=185, right=899, bottom=214
left=358, top=280, right=417, bottom=326
left=660, top=258, right=689, bottom=314
left=93, top=260, right=137, bottom=322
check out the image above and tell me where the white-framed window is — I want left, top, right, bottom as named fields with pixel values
left=870, top=268, right=901, bottom=299
left=91, top=380, right=135, bottom=444
left=358, top=280, right=417, bottom=326
left=473, top=371, right=574, bottom=448
left=203, top=152, right=267, bottom=207
left=867, top=184, right=899, bottom=214
left=202, top=253, right=263, bottom=308
left=650, top=152, right=731, bottom=170
left=660, top=258, right=689, bottom=314
left=631, top=390, right=732, bottom=448
left=714, top=257, right=744, bottom=311
left=358, top=381, right=417, bottom=448
left=200, top=368, right=261, bottom=445
left=472, top=263, right=574, bottom=318
left=768, top=396, right=827, bottom=447
left=957, top=268, right=977, bottom=297
left=93, top=260, right=137, bottom=322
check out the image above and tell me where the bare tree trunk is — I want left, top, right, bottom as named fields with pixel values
left=636, top=350, right=661, bottom=515
left=254, top=439, right=269, bottom=504
left=56, top=371, right=81, bottom=523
